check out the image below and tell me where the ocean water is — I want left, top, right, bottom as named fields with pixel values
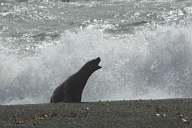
left=1, top=0, right=192, bottom=105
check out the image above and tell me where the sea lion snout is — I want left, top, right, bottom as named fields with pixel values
left=95, top=57, right=101, bottom=63
left=95, top=57, right=102, bottom=69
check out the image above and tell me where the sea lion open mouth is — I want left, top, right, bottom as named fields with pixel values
left=95, top=57, right=102, bottom=69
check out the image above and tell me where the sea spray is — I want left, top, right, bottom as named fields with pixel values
left=0, top=23, right=191, bottom=104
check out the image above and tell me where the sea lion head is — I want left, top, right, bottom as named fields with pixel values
left=94, top=57, right=102, bottom=70
left=83, top=57, right=102, bottom=72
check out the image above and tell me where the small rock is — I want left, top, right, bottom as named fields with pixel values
left=15, top=118, right=25, bottom=124
left=162, top=113, right=166, bottom=117
left=181, top=118, right=188, bottom=122
left=34, top=113, right=49, bottom=120
left=155, top=113, right=161, bottom=117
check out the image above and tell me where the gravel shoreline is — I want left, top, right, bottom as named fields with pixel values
left=0, top=98, right=192, bottom=128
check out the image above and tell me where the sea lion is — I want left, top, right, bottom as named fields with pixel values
left=50, top=57, right=102, bottom=103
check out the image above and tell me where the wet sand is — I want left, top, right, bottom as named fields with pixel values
left=0, top=98, right=192, bottom=128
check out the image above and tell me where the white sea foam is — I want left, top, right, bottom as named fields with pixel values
left=1, top=22, right=192, bottom=104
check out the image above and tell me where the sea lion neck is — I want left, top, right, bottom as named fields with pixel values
left=77, top=66, right=95, bottom=79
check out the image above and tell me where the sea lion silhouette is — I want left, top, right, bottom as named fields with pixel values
left=50, top=57, right=102, bottom=103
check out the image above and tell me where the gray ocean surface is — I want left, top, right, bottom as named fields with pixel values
left=1, top=0, right=192, bottom=105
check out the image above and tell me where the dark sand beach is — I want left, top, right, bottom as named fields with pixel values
left=0, top=99, right=192, bottom=128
